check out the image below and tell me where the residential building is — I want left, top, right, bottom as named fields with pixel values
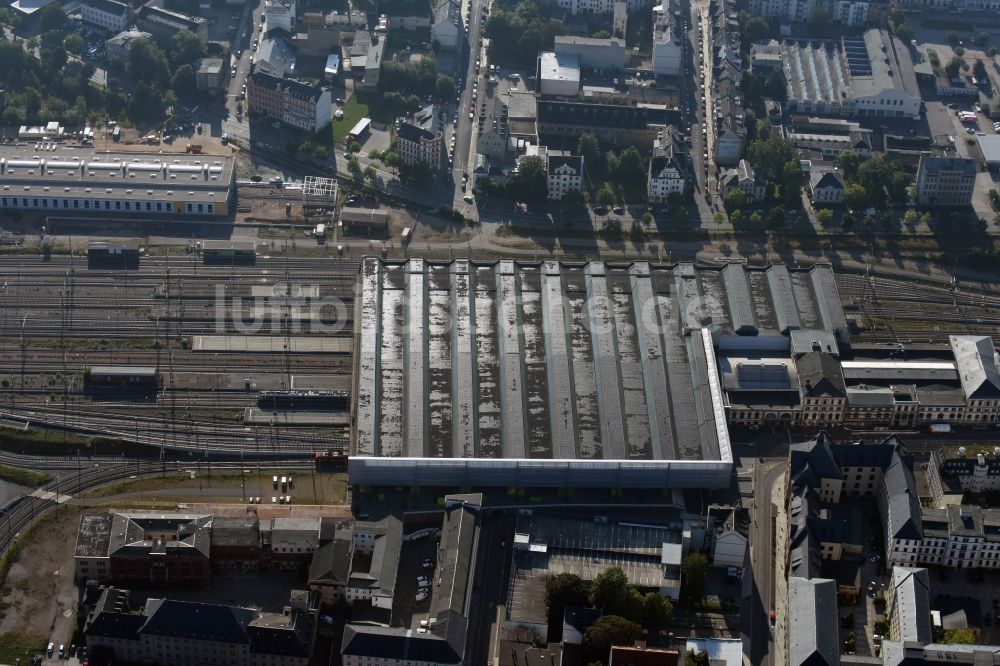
left=308, top=522, right=352, bottom=606
left=915, top=156, right=977, bottom=206
left=748, top=0, right=869, bottom=26
left=543, top=0, right=645, bottom=16
left=787, top=577, right=839, bottom=666
left=84, top=589, right=312, bottom=666
left=431, top=0, right=462, bottom=50
left=683, top=639, right=743, bottom=666
left=536, top=100, right=672, bottom=149
left=707, top=506, right=749, bottom=569
left=194, top=58, right=225, bottom=93
left=647, top=147, right=686, bottom=202
left=136, top=4, right=208, bottom=44
left=255, top=33, right=297, bottom=78
left=105, top=29, right=152, bottom=60
left=546, top=154, right=584, bottom=200
left=609, top=643, right=679, bottom=666
left=720, top=159, right=766, bottom=202
left=780, top=30, right=921, bottom=119
left=553, top=35, right=625, bottom=70
left=880, top=642, right=1000, bottom=665
left=809, top=170, right=845, bottom=204
left=612, top=0, right=627, bottom=38
left=652, top=0, right=683, bottom=75
left=930, top=447, right=1000, bottom=495
left=263, top=0, right=295, bottom=33
left=537, top=52, right=581, bottom=97
left=341, top=497, right=479, bottom=666
left=80, top=0, right=129, bottom=33
left=247, top=71, right=332, bottom=132
left=888, top=566, right=932, bottom=644
left=397, top=122, right=444, bottom=171
left=345, top=517, right=401, bottom=609
left=715, top=121, right=745, bottom=166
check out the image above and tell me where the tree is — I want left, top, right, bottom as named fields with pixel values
left=989, top=47, right=998, bottom=58
left=39, top=43, right=66, bottom=73
left=858, top=156, right=910, bottom=205
left=596, top=184, right=617, bottom=207
left=347, top=157, right=362, bottom=180
left=612, top=146, right=646, bottom=200
left=349, top=141, right=362, bottom=154
left=747, top=135, right=796, bottom=181
left=975, top=59, right=988, bottom=81
left=170, top=63, right=196, bottom=98
left=435, top=74, right=456, bottom=101
left=640, top=592, right=672, bottom=630
left=843, top=183, right=869, bottom=211
left=763, top=70, right=788, bottom=102
left=589, top=567, right=636, bottom=617
left=941, top=628, right=977, bottom=644
left=895, top=22, right=915, bottom=44
left=37, top=3, right=66, bottom=31
left=685, top=651, right=710, bottom=666
left=63, top=33, right=84, bottom=55
left=577, top=132, right=604, bottom=182
left=976, top=32, right=990, bottom=47
left=713, top=212, right=726, bottom=225
left=724, top=187, right=747, bottom=212
left=750, top=211, right=763, bottom=226
left=744, top=16, right=770, bottom=44
left=835, top=151, right=861, bottom=181
left=507, top=155, right=549, bottom=202
left=681, top=552, right=709, bottom=606
left=673, top=206, right=689, bottom=225
left=903, top=208, right=918, bottom=226
left=768, top=206, right=786, bottom=229
left=582, top=616, right=643, bottom=665
left=364, top=165, right=377, bottom=183
left=946, top=55, right=963, bottom=79
left=315, top=145, right=329, bottom=160
left=781, top=159, right=805, bottom=208
left=817, top=208, right=833, bottom=227
left=629, top=222, right=646, bottom=243
left=546, top=574, right=590, bottom=641
left=947, top=30, right=960, bottom=45
left=128, top=38, right=170, bottom=89
left=730, top=209, right=744, bottom=225
left=170, top=29, right=206, bottom=67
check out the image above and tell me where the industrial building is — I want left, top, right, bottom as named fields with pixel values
left=780, top=30, right=921, bottom=120
left=915, top=156, right=978, bottom=207
left=0, top=145, right=235, bottom=216
left=553, top=35, right=625, bottom=70
left=537, top=52, right=581, bottom=97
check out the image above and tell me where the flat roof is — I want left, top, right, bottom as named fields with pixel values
left=538, top=51, right=580, bottom=84
left=977, top=133, right=1000, bottom=164
left=355, top=258, right=735, bottom=467
left=0, top=145, right=234, bottom=204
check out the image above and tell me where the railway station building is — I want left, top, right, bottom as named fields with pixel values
left=0, top=145, right=236, bottom=216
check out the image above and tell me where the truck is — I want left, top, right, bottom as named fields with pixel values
left=313, top=224, right=326, bottom=241
left=401, top=227, right=412, bottom=244
left=929, top=423, right=952, bottom=433
left=186, top=143, right=203, bottom=154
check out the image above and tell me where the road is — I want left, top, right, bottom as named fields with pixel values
left=466, top=511, right=514, bottom=666
left=221, top=0, right=266, bottom=143
left=452, top=0, right=490, bottom=214
left=747, top=460, right=785, bottom=666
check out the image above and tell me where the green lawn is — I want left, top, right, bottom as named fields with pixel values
left=332, top=95, right=370, bottom=145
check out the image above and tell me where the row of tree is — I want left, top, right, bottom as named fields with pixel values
left=484, top=0, right=566, bottom=69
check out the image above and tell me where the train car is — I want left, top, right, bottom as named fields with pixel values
left=88, top=241, right=140, bottom=270
left=257, top=390, right=349, bottom=410
left=201, top=240, right=257, bottom=265
left=314, top=448, right=348, bottom=469
left=85, top=366, right=159, bottom=388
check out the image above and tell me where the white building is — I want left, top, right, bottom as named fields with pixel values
left=546, top=154, right=584, bottom=200
left=651, top=0, right=682, bottom=76
left=537, top=51, right=580, bottom=97
left=0, top=145, right=235, bottom=216
left=80, top=0, right=129, bottom=33
left=397, top=122, right=443, bottom=171
left=809, top=170, right=845, bottom=205
left=553, top=36, right=625, bottom=70
left=431, top=0, right=462, bottom=50
left=269, top=518, right=320, bottom=554
left=547, top=0, right=645, bottom=16
left=782, top=30, right=921, bottom=120
left=748, top=0, right=868, bottom=26
left=264, top=0, right=295, bottom=33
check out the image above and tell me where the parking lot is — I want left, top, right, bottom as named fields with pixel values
left=390, top=530, right=441, bottom=630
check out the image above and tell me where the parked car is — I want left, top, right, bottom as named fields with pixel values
left=415, top=590, right=428, bottom=602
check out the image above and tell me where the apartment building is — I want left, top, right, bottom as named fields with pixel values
left=809, top=170, right=845, bottom=205
left=888, top=566, right=932, bottom=644
left=652, top=0, right=682, bottom=75
left=915, top=156, right=977, bottom=206
left=648, top=128, right=686, bottom=202
left=397, top=122, right=444, bottom=171
left=546, top=154, right=584, bottom=200
left=747, top=0, right=869, bottom=26
left=719, top=159, right=766, bottom=202
left=80, top=0, right=129, bottom=32
left=246, top=71, right=332, bottom=132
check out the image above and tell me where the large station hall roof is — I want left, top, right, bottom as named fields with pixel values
left=354, top=259, right=845, bottom=473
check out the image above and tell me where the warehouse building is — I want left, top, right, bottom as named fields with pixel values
left=781, top=30, right=921, bottom=119
left=0, top=145, right=235, bottom=216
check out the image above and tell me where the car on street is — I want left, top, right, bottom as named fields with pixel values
left=770, top=611, right=776, bottom=626
left=422, top=558, right=434, bottom=569
left=463, top=194, right=474, bottom=203
left=416, top=590, right=428, bottom=601
left=320, top=615, right=334, bottom=625
left=59, top=645, right=65, bottom=659
left=47, top=644, right=54, bottom=658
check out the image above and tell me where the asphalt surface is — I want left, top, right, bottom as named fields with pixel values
left=748, top=460, right=785, bottom=666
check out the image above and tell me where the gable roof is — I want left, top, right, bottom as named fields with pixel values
left=397, top=122, right=439, bottom=143
left=950, top=335, right=1000, bottom=400
left=891, top=566, right=932, bottom=644
left=309, top=531, right=353, bottom=584
left=882, top=442, right=923, bottom=541
left=788, top=577, right=839, bottom=666
left=548, top=154, right=583, bottom=177
left=341, top=625, right=462, bottom=664
left=797, top=351, right=847, bottom=398
left=140, top=599, right=254, bottom=643
left=810, top=171, right=844, bottom=191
